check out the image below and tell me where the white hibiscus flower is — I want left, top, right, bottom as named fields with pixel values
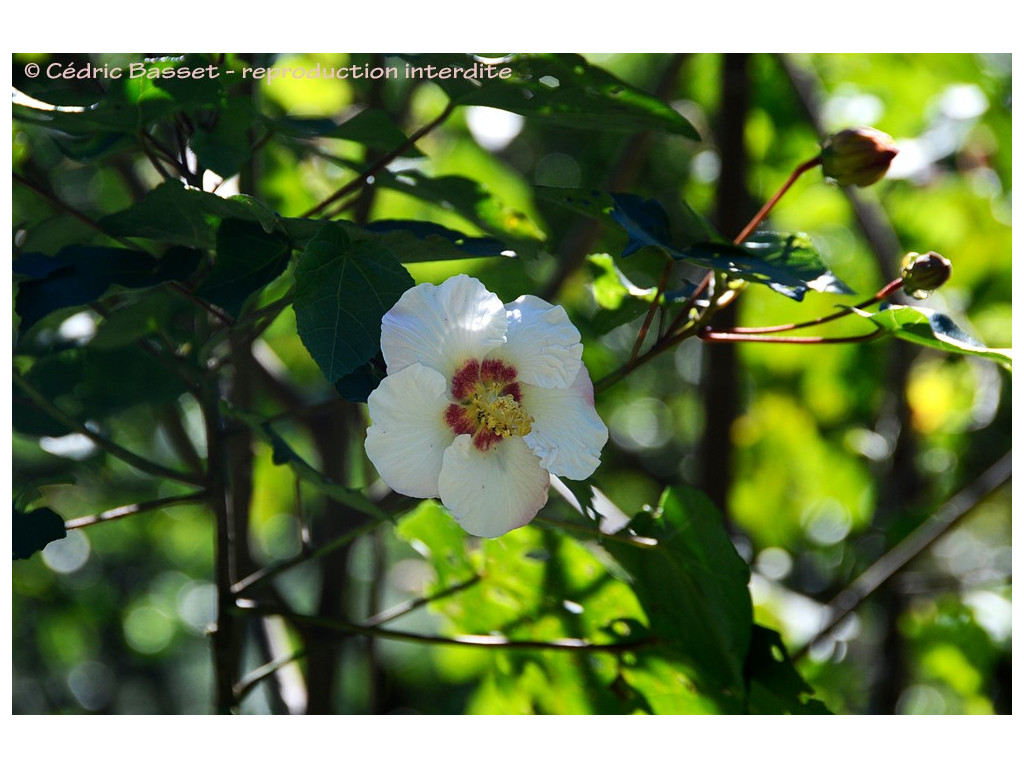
left=365, top=274, right=608, bottom=537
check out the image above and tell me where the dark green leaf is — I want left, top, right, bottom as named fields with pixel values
left=541, top=190, right=849, bottom=301
left=198, top=219, right=291, bottom=318
left=745, top=625, right=831, bottom=714
left=269, top=108, right=423, bottom=157
left=676, top=233, right=853, bottom=301
left=537, top=188, right=717, bottom=252
left=13, top=506, right=66, bottom=560
left=333, top=356, right=387, bottom=403
left=603, top=485, right=753, bottom=711
left=293, top=223, right=414, bottom=386
left=13, top=245, right=201, bottom=331
left=400, top=54, right=699, bottom=139
left=363, top=220, right=513, bottom=261
left=854, top=305, right=1012, bottom=370
left=14, top=346, right=191, bottom=436
left=101, top=180, right=281, bottom=249
left=150, top=53, right=229, bottom=108
left=364, top=169, right=545, bottom=250
left=190, top=96, right=254, bottom=178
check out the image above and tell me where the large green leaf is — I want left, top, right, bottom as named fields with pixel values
left=198, top=219, right=291, bottom=318
left=603, top=485, right=753, bottom=711
left=293, top=222, right=414, bottom=387
left=402, top=54, right=700, bottom=139
left=14, top=245, right=201, bottom=331
left=361, top=169, right=545, bottom=252
left=100, top=180, right=281, bottom=249
left=854, top=305, right=1012, bottom=370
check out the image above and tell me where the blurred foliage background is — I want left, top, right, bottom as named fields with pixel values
left=11, top=52, right=1011, bottom=714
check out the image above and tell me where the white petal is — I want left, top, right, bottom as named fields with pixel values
left=365, top=364, right=453, bottom=499
left=501, top=295, right=583, bottom=389
left=521, top=365, right=608, bottom=480
left=438, top=435, right=550, bottom=538
left=381, top=274, right=507, bottom=378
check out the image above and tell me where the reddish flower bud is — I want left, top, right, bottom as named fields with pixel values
left=900, top=251, right=952, bottom=299
left=820, top=127, right=898, bottom=187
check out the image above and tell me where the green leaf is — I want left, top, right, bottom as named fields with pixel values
left=400, top=54, right=699, bottom=139
left=269, top=108, right=423, bottom=157
left=675, top=233, right=853, bottom=301
left=280, top=218, right=514, bottom=263
left=364, top=169, right=545, bottom=250
left=745, top=625, right=831, bottom=714
left=100, top=180, right=281, bottom=249
left=13, top=245, right=201, bottom=331
left=541, top=190, right=850, bottom=301
left=198, top=219, right=291, bottom=318
left=293, top=222, right=414, bottom=386
left=189, top=96, right=254, bottom=178
left=13, top=345, right=191, bottom=436
left=854, top=305, right=1012, bottom=370
left=395, top=501, right=477, bottom=589
left=538, top=188, right=717, bottom=250
left=603, top=485, right=753, bottom=711
left=13, top=506, right=66, bottom=560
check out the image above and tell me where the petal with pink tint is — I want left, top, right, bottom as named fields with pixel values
left=521, top=366, right=607, bottom=480
left=438, top=435, right=550, bottom=538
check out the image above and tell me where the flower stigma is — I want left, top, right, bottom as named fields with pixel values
left=472, top=381, right=533, bottom=439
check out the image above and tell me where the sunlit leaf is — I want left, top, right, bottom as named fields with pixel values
left=400, top=54, right=700, bottom=139
left=854, top=305, right=1012, bottom=370
left=603, top=485, right=753, bottom=711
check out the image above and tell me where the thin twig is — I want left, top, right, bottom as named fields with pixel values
left=231, top=517, right=386, bottom=596
left=236, top=604, right=658, bottom=655
left=14, top=172, right=141, bottom=251
left=732, top=156, right=822, bottom=245
left=721, top=278, right=903, bottom=335
left=301, top=101, right=456, bottom=219
left=233, top=648, right=308, bottom=702
left=65, top=491, right=208, bottom=530
left=627, top=261, right=672, bottom=368
left=364, top=574, right=483, bottom=627
left=699, top=328, right=887, bottom=345
left=13, top=371, right=205, bottom=487
left=793, top=451, right=1012, bottom=661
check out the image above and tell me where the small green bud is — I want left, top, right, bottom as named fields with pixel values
left=900, top=251, right=952, bottom=299
left=820, top=127, right=898, bottom=187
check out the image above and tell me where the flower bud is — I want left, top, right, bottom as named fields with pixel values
left=820, top=127, right=898, bottom=187
left=900, top=251, right=952, bottom=299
